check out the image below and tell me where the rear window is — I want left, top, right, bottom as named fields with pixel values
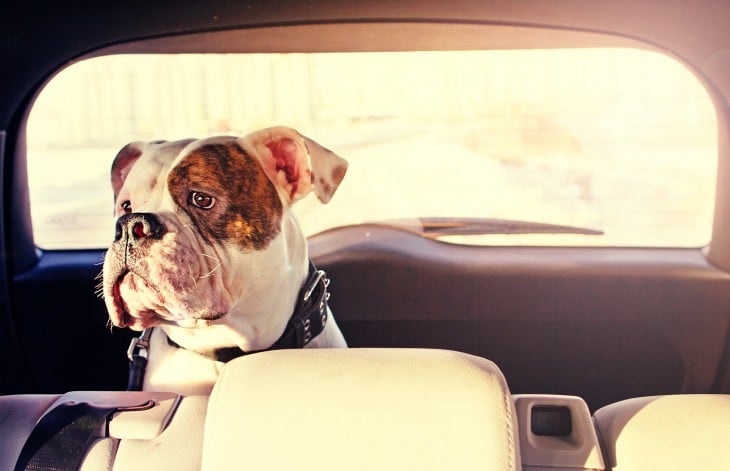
left=27, top=48, right=717, bottom=249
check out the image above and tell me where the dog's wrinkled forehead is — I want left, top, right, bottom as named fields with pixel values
left=167, top=138, right=283, bottom=250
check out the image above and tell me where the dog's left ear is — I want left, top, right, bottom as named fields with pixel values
left=239, top=126, right=348, bottom=204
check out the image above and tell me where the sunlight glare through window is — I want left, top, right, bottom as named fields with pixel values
left=27, top=49, right=717, bottom=249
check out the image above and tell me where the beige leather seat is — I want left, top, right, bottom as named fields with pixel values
left=593, top=394, right=730, bottom=471
left=202, top=348, right=521, bottom=471
left=2, top=348, right=520, bottom=471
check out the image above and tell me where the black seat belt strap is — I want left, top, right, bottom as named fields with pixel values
left=14, top=402, right=117, bottom=471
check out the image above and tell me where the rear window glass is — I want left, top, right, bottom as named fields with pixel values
left=27, top=48, right=716, bottom=249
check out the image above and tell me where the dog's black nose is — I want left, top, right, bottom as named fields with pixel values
left=115, top=213, right=166, bottom=243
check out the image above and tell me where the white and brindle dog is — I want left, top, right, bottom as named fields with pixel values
left=102, top=126, right=348, bottom=395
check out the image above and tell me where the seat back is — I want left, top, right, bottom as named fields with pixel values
left=201, top=348, right=521, bottom=471
left=594, top=394, right=730, bottom=471
left=3, top=348, right=520, bottom=470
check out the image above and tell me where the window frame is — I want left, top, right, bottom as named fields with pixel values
left=11, top=21, right=726, bottom=269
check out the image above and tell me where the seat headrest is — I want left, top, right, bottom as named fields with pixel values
left=201, top=348, right=520, bottom=471
left=594, top=394, right=730, bottom=470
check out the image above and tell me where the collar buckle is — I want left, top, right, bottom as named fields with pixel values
left=302, top=269, right=326, bottom=302
left=127, top=328, right=152, bottom=362
left=126, top=328, right=153, bottom=391
left=292, top=266, right=330, bottom=347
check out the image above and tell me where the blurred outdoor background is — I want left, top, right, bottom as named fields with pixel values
left=26, top=48, right=716, bottom=249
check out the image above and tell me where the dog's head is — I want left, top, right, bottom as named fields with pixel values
left=102, top=126, right=347, bottom=333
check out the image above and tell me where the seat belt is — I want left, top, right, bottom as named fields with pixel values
left=14, top=398, right=154, bottom=471
left=14, top=401, right=116, bottom=470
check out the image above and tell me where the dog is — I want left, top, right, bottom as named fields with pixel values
left=101, top=126, right=348, bottom=395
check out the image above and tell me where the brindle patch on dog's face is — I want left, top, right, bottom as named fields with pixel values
left=167, top=141, right=283, bottom=250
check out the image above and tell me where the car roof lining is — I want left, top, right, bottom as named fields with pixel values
left=94, top=21, right=650, bottom=56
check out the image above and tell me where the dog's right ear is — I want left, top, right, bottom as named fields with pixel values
left=111, top=143, right=143, bottom=201
left=239, top=126, right=348, bottom=205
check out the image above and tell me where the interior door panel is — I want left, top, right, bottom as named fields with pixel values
left=11, top=251, right=133, bottom=392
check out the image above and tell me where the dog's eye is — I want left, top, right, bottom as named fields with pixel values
left=189, top=191, right=216, bottom=210
left=121, top=201, right=132, bottom=214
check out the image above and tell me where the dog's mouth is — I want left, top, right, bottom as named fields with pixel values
left=110, top=270, right=159, bottom=330
left=110, top=274, right=128, bottom=325
left=109, top=269, right=228, bottom=330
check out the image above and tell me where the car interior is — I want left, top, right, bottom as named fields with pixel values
left=1, top=1, right=730, bottom=470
